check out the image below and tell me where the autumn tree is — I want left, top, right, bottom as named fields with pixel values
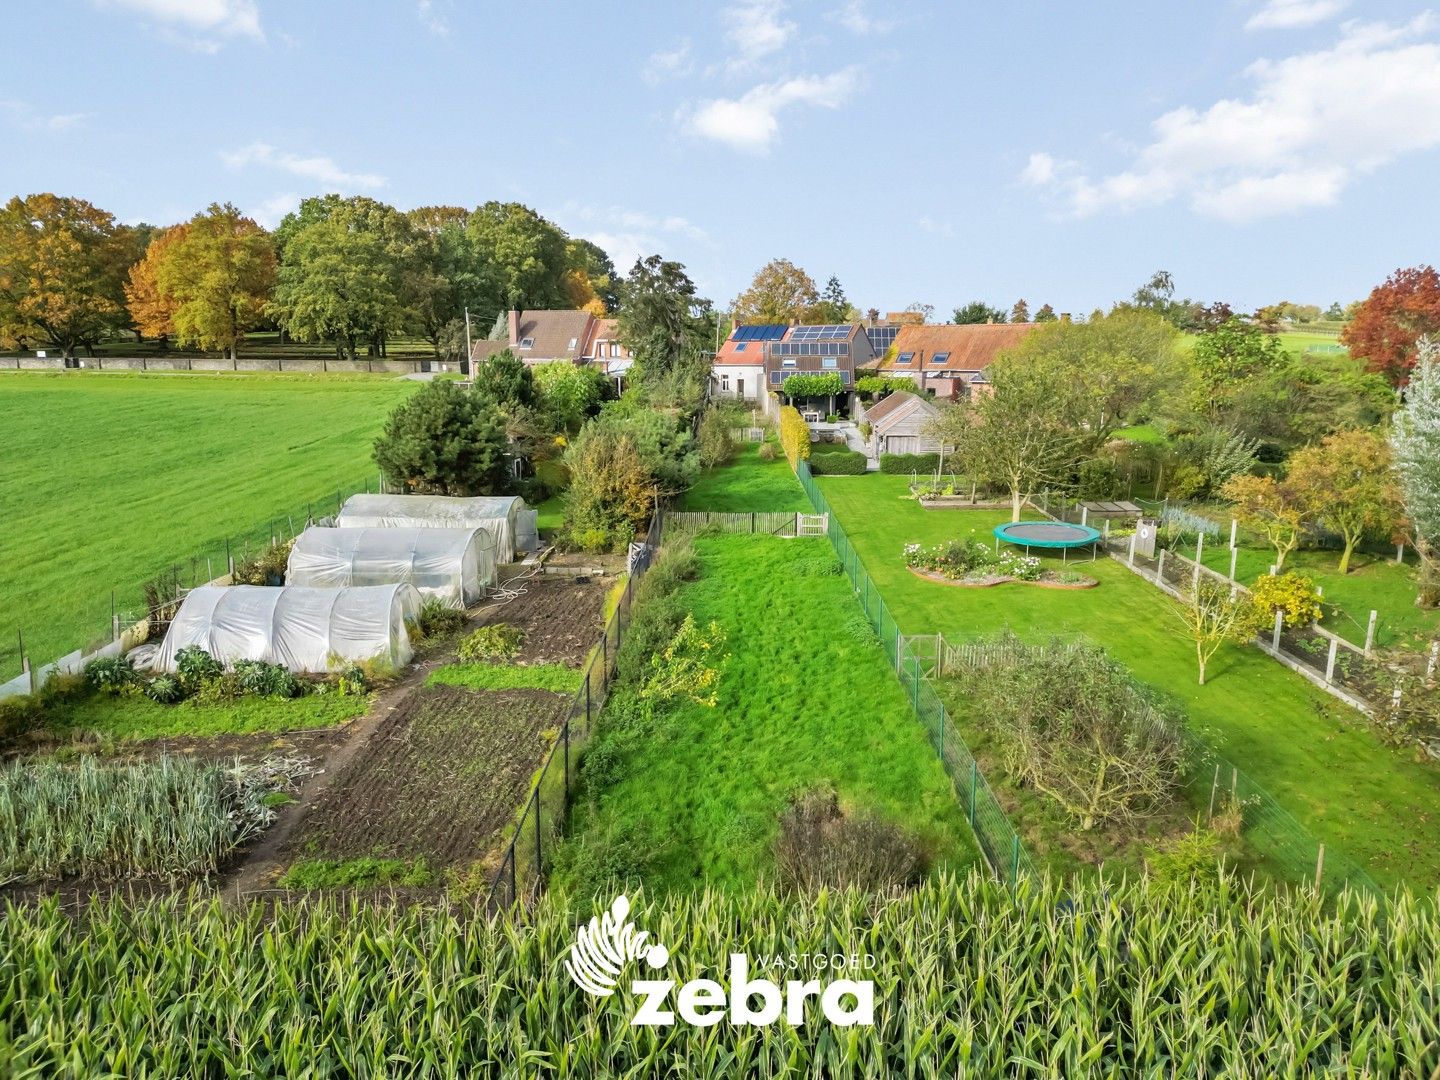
left=1391, top=338, right=1440, bottom=606
left=1286, top=430, right=1403, bottom=574
left=1175, top=579, right=1266, bottom=686
left=156, top=203, right=275, bottom=359
left=1010, top=298, right=1031, bottom=323
left=0, top=193, right=134, bottom=357
left=1221, top=474, right=1305, bottom=571
left=125, top=224, right=188, bottom=346
left=565, top=238, right=619, bottom=312
left=952, top=301, right=1007, bottom=325
left=562, top=428, right=655, bottom=552
left=270, top=196, right=419, bottom=360
left=731, top=258, right=820, bottom=324
left=1342, top=266, right=1440, bottom=386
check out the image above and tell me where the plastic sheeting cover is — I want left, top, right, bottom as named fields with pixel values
left=286, top=526, right=495, bottom=607
left=153, top=584, right=421, bottom=674
left=336, top=494, right=524, bottom=561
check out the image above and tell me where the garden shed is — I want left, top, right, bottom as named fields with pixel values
left=286, top=526, right=496, bottom=607
left=152, top=583, right=422, bottom=674
left=864, top=391, right=949, bottom=456
left=336, top=493, right=529, bottom=561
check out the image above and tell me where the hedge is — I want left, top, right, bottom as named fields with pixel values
left=879, top=452, right=942, bottom=474
left=808, top=448, right=868, bottom=475
left=778, top=406, right=811, bottom=467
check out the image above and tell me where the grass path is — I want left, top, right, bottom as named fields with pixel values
left=816, top=473, right=1440, bottom=890
left=0, top=372, right=413, bottom=672
left=677, top=443, right=810, bottom=512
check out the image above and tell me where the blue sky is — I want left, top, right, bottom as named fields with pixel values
left=5, top=0, right=1440, bottom=316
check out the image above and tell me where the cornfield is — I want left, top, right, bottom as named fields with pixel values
left=1, top=871, right=1437, bottom=1076
left=0, top=755, right=312, bottom=883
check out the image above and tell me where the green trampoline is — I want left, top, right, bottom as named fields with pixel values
left=993, top=520, right=1102, bottom=561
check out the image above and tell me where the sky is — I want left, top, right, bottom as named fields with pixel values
left=5, top=0, right=1440, bottom=316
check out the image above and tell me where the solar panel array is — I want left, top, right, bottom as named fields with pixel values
left=865, top=326, right=900, bottom=353
left=786, top=324, right=853, bottom=342
left=773, top=341, right=850, bottom=357
left=731, top=324, right=788, bottom=342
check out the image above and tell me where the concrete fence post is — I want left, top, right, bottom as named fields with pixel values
left=1156, top=548, right=1167, bottom=585
left=1315, top=845, right=1325, bottom=891
left=1193, top=534, right=1204, bottom=590
left=1229, top=546, right=1239, bottom=582
left=1397, top=542, right=1406, bottom=565
left=1128, top=532, right=1136, bottom=567
left=1325, top=638, right=1339, bottom=684
left=1080, top=505, right=1089, bottom=527
left=1364, top=611, right=1378, bottom=657
left=1272, top=609, right=1284, bottom=652
left=1230, top=518, right=1238, bottom=549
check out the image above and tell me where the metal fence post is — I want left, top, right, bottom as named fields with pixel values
left=968, top=762, right=977, bottom=828
left=563, top=718, right=570, bottom=804
left=1011, top=835, right=1020, bottom=882
left=533, top=789, right=542, bottom=882
left=509, top=844, right=517, bottom=905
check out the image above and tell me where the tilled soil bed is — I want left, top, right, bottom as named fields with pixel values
left=285, top=685, right=568, bottom=869
left=476, top=575, right=608, bottom=665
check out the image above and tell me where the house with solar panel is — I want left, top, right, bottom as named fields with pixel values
left=712, top=322, right=903, bottom=416
left=871, top=323, right=1037, bottom=400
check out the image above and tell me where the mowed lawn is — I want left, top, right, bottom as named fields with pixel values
left=0, top=372, right=414, bottom=672
left=567, top=535, right=978, bottom=891
left=677, top=442, right=810, bottom=512
left=815, top=473, right=1440, bottom=891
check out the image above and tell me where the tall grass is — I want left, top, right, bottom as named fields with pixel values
left=0, top=873, right=1436, bottom=1074
left=0, top=755, right=309, bottom=882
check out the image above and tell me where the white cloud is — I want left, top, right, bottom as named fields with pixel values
left=556, top=203, right=711, bottom=272
left=917, top=216, right=954, bottom=238
left=97, top=0, right=263, bottom=49
left=248, top=192, right=301, bottom=229
left=220, top=142, right=387, bottom=189
left=0, top=100, right=88, bottom=132
left=417, top=0, right=449, bottom=36
left=644, top=39, right=694, bottom=84
left=830, top=0, right=895, bottom=35
left=1246, top=0, right=1348, bottom=31
left=684, top=69, right=860, bottom=153
left=723, top=0, right=795, bottom=55
left=1022, top=15, right=1440, bottom=222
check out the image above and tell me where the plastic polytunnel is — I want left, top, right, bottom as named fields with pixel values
left=336, top=494, right=528, bottom=562
left=285, top=526, right=496, bottom=607
left=152, top=584, right=421, bottom=674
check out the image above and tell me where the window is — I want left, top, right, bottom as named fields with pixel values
left=895, top=352, right=915, bottom=365
left=930, top=351, right=950, bottom=366
left=721, top=374, right=730, bottom=390
left=782, top=358, right=797, bottom=368
left=610, top=343, right=620, bottom=357
left=821, top=357, right=838, bottom=369
left=735, top=342, right=747, bottom=352
left=567, top=337, right=578, bottom=350
left=769, top=371, right=783, bottom=384
left=518, top=337, right=535, bottom=349
left=839, top=370, right=851, bottom=384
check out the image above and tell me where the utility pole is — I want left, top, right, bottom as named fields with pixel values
left=463, top=307, right=473, bottom=376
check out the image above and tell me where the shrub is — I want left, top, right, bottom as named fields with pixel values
left=1251, top=571, right=1324, bottom=629
left=562, top=427, right=655, bottom=553
left=417, top=597, right=466, bottom=639
left=1145, top=825, right=1225, bottom=888
left=807, top=448, right=867, bottom=475
left=457, top=624, right=525, bottom=662
left=879, top=452, right=941, bottom=475
left=1076, top=458, right=1122, bottom=500
left=855, top=375, right=917, bottom=398
left=778, top=406, right=811, bottom=467
left=143, top=675, right=186, bottom=704
left=190, top=673, right=243, bottom=706
left=774, top=788, right=924, bottom=893
left=781, top=372, right=843, bottom=398
left=696, top=406, right=735, bottom=470
left=85, top=655, right=138, bottom=694
left=231, top=539, right=293, bottom=587
left=757, top=442, right=778, bottom=462
left=0, top=694, right=44, bottom=742
left=372, top=379, right=509, bottom=496
left=174, top=646, right=223, bottom=690
left=638, top=614, right=727, bottom=707
left=551, top=817, right=662, bottom=900
left=233, top=660, right=300, bottom=699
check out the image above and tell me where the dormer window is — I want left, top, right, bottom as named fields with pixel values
left=518, top=337, right=535, bottom=349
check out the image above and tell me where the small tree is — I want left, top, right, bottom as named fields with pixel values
left=696, top=406, right=735, bottom=470
left=372, top=380, right=508, bottom=495
left=1286, top=430, right=1403, bottom=574
left=1175, top=579, right=1266, bottom=686
left=952, top=301, right=1007, bottom=325
left=1221, top=473, right=1305, bottom=571
left=1391, top=337, right=1440, bottom=606
left=562, top=429, right=655, bottom=552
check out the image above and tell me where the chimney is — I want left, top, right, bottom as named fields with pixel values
left=508, top=310, right=519, bottom=344
left=1060, top=312, right=1072, bottom=324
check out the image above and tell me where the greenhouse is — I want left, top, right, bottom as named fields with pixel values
left=151, top=584, right=422, bottom=674
left=336, top=494, right=529, bottom=561
left=286, top=526, right=496, bottom=607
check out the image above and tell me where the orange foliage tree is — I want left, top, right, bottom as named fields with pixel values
left=1342, top=265, right=1440, bottom=386
left=125, top=224, right=189, bottom=344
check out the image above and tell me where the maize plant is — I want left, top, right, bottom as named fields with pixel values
left=0, top=871, right=1436, bottom=1076
left=0, top=755, right=313, bottom=883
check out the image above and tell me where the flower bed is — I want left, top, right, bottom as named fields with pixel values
left=903, top=539, right=1098, bottom=589
left=910, top=482, right=1012, bottom=510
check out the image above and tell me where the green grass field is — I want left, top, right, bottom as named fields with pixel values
left=815, top=473, right=1440, bottom=891
left=677, top=443, right=809, bottom=512
left=562, top=534, right=977, bottom=892
left=0, top=371, right=414, bottom=675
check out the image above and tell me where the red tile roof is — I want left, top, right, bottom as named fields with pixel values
left=877, top=323, right=1037, bottom=371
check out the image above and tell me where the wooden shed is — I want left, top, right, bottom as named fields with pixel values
left=864, top=391, right=948, bottom=456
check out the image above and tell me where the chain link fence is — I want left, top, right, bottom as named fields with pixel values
left=795, top=460, right=1034, bottom=884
